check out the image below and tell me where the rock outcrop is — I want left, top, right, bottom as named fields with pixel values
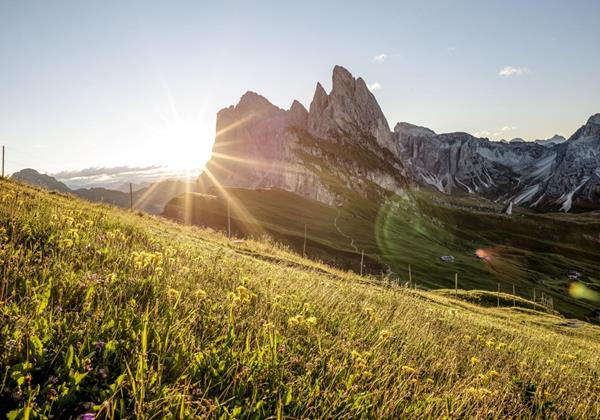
left=200, top=66, right=407, bottom=206
left=200, top=66, right=600, bottom=212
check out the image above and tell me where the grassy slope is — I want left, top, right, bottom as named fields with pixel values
left=166, top=187, right=600, bottom=321
left=1, top=179, right=599, bottom=419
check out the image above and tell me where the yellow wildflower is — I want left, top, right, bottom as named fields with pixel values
left=471, top=356, right=480, bottom=366
left=401, top=365, right=416, bottom=374
left=488, top=370, right=500, bottom=379
left=379, top=330, right=392, bottom=341
left=305, top=316, right=317, bottom=327
left=167, top=288, right=180, bottom=300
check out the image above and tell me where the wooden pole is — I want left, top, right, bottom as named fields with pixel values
left=360, top=250, right=364, bottom=276
left=227, top=198, right=231, bottom=239
left=129, top=183, right=133, bottom=210
left=454, top=273, right=458, bottom=295
left=408, top=264, right=412, bottom=287
left=512, top=284, right=516, bottom=307
left=497, top=283, right=500, bottom=308
left=1, top=145, right=4, bottom=178
left=303, top=224, right=307, bottom=257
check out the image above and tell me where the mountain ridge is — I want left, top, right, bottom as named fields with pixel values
left=10, top=168, right=196, bottom=214
left=201, top=66, right=600, bottom=212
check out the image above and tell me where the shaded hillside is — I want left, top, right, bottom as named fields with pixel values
left=164, top=187, right=600, bottom=321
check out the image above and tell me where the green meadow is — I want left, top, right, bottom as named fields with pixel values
left=1, top=178, right=599, bottom=418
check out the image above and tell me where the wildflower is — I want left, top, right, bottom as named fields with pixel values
left=426, top=378, right=434, bottom=385
left=471, top=356, right=480, bottom=366
left=167, top=288, right=180, bottom=300
left=95, top=341, right=106, bottom=350
left=485, top=339, right=495, bottom=348
left=379, top=330, right=392, bottom=341
left=496, top=342, right=507, bottom=350
left=305, top=316, right=317, bottom=327
left=401, top=365, right=416, bottom=374
left=58, top=238, right=74, bottom=249
left=98, top=368, right=107, bottom=379
left=488, top=370, right=500, bottom=379
left=80, top=413, right=96, bottom=420
left=236, top=285, right=255, bottom=303
left=351, top=351, right=369, bottom=370
left=287, top=315, right=304, bottom=327
left=478, top=373, right=488, bottom=381
left=195, top=289, right=207, bottom=300
left=363, top=307, right=376, bottom=321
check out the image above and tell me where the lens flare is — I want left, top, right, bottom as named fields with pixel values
left=568, top=282, right=600, bottom=302
left=475, top=248, right=492, bottom=262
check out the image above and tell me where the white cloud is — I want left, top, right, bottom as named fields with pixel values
left=475, top=131, right=490, bottom=137
left=501, top=126, right=517, bottom=131
left=498, top=66, right=529, bottom=77
left=373, top=53, right=387, bottom=63
left=367, top=82, right=382, bottom=92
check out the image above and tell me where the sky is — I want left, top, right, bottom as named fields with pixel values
left=1, top=0, right=599, bottom=186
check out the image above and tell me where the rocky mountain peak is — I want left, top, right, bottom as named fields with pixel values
left=309, top=82, right=329, bottom=116
left=587, top=113, right=600, bottom=125
left=236, top=91, right=278, bottom=113
left=568, top=112, right=600, bottom=141
left=307, top=66, right=395, bottom=152
left=394, top=122, right=436, bottom=138
left=289, top=100, right=309, bottom=128
left=331, top=65, right=355, bottom=96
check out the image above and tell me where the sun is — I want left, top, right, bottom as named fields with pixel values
left=144, top=112, right=215, bottom=175
left=163, top=118, right=214, bottom=171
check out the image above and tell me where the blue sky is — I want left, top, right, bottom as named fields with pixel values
left=1, top=0, right=599, bottom=184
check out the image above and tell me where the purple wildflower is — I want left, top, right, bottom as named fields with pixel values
left=95, top=341, right=105, bottom=350
left=97, top=368, right=107, bottom=379
left=80, top=413, right=95, bottom=420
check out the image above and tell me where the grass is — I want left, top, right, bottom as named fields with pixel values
left=1, top=178, right=600, bottom=418
left=166, top=186, right=600, bottom=321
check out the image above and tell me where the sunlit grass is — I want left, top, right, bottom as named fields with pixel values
left=0, top=178, right=599, bottom=418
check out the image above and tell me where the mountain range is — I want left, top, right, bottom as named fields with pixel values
left=200, top=65, right=600, bottom=212
left=11, top=168, right=196, bottom=214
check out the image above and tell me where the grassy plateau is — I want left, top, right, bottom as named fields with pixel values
left=1, top=178, right=599, bottom=419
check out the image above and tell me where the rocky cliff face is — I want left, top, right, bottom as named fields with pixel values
left=395, top=114, right=600, bottom=211
left=200, top=66, right=407, bottom=206
left=200, top=65, right=600, bottom=212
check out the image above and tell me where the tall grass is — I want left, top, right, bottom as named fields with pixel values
left=0, top=179, right=598, bottom=418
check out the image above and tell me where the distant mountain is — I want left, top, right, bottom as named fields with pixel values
left=115, top=182, right=151, bottom=193
left=534, top=134, right=567, bottom=147
left=11, top=168, right=195, bottom=214
left=200, top=65, right=600, bottom=212
left=11, top=169, right=71, bottom=194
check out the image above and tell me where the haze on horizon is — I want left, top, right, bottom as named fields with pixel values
left=1, top=0, right=599, bottom=186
